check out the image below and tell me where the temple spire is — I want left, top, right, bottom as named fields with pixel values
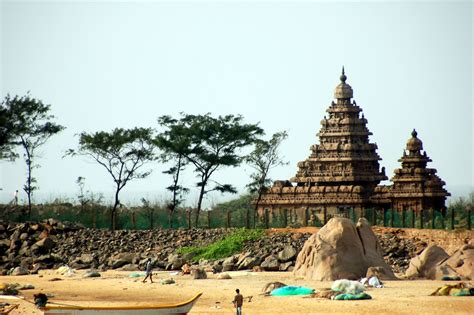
left=340, top=66, right=347, bottom=83
left=334, top=66, right=353, bottom=99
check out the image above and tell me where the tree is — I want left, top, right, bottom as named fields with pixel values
left=0, top=104, right=17, bottom=161
left=158, top=113, right=263, bottom=227
left=246, top=131, right=288, bottom=228
left=66, top=127, right=156, bottom=230
left=1, top=94, right=65, bottom=216
left=155, top=116, right=190, bottom=228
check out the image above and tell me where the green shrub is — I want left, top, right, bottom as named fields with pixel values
left=177, top=228, right=264, bottom=261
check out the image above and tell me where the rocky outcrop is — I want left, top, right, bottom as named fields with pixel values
left=405, top=244, right=474, bottom=280
left=293, top=218, right=396, bottom=281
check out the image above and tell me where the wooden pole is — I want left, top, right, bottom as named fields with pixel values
left=187, top=210, right=191, bottom=229
left=411, top=209, right=415, bottom=228
left=323, top=207, right=327, bottom=225
left=451, top=207, right=455, bottom=230
left=420, top=209, right=424, bottom=229
left=383, top=208, right=387, bottom=227
left=467, top=208, right=471, bottom=230
left=264, top=209, right=269, bottom=229
left=207, top=211, right=211, bottom=228
left=402, top=208, right=405, bottom=228
left=431, top=208, right=435, bottom=229
left=304, top=207, right=309, bottom=227
left=390, top=208, right=394, bottom=227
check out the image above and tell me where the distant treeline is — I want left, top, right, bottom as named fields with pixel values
left=1, top=93, right=287, bottom=229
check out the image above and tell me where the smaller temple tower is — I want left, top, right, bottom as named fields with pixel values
left=389, top=129, right=450, bottom=212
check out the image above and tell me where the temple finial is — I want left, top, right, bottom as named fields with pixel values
left=340, top=66, right=347, bottom=83
left=411, top=129, right=417, bottom=138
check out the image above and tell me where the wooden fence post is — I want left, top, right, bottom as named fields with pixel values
left=323, top=207, right=327, bottom=225
left=383, top=208, right=387, bottom=227
left=420, top=209, right=424, bottom=229
left=264, top=209, right=269, bottom=229
left=401, top=209, right=405, bottom=228
left=245, top=210, right=250, bottom=229
left=372, top=208, right=376, bottom=226
left=207, top=211, right=211, bottom=228
left=187, top=210, right=191, bottom=229
left=468, top=208, right=472, bottom=230
left=390, top=208, right=394, bottom=227
left=431, top=209, right=435, bottom=229
left=451, top=208, right=455, bottom=230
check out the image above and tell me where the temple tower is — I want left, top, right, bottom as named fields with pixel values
left=389, top=129, right=450, bottom=212
left=257, top=68, right=387, bottom=223
left=291, top=67, right=387, bottom=194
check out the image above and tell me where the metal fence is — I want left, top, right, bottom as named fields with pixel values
left=1, top=204, right=472, bottom=230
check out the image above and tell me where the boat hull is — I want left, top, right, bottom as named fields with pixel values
left=40, top=293, right=202, bottom=315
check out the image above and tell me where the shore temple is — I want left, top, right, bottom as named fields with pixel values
left=256, top=69, right=450, bottom=226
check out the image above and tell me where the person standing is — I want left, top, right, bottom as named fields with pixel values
left=142, top=258, right=153, bottom=283
left=13, top=190, right=18, bottom=206
left=233, top=288, right=243, bottom=315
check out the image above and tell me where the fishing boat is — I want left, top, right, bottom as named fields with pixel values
left=39, top=292, right=202, bottom=315
left=0, top=304, right=19, bottom=315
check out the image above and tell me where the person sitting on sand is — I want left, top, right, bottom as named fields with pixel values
left=142, top=258, right=153, bottom=283
left=233, top=288, right=243, bottom=315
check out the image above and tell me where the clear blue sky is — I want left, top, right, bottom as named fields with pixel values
left=1, top=0, right=472, bottom=207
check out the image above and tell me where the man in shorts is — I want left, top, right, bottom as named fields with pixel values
left=142, top=258, right=153, bottom=283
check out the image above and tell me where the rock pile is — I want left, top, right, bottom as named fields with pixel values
left=0, top=219, right=83, bottom=274
left=376, top=229, right=427, bottom=274
left=0, top=218, right=444, bottom=276
left=0, top=220, right=310, bottom=274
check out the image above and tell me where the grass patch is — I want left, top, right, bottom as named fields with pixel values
left=177, top=228, right=264, bottom=261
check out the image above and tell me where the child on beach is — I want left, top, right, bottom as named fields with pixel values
left=233, top=288, right=243, bottom=315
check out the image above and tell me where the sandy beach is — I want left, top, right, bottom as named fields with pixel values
left=1, top=270, right=473, bottom=315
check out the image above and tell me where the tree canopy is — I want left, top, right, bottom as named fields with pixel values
left=66, top=127, right=156, bottom=230
left=1, top=94, right=65, bottom=215
left=155, top=115, right=191, bottom=227
left=158, top=113, right=264, bottom=226
left=246, top=131, right=288, bottom=227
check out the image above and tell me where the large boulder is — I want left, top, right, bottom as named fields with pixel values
left=278, top=246, right=297, bottom=262
left=107, top=253, right=136, bottom=269
left=405, top=244, right=474, bottom=280
left=293, top=217, right=396, bottom=281
left=261, top=255, right=280, bottom=271
left=405, top=245, right=450, bottom=279
left=443, top=244, right=474, bottom=280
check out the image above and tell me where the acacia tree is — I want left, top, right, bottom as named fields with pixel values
left=158, top=113, right=263, bottom=227
left=66, top=127, right=155, bottom=230
left=1, top=94, right=65, bottom=215
left=0, top=104, right=17, bottom=161
left=246, top=131, right=288, bottom=228
left=155, top=115, right=190, bottom=228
